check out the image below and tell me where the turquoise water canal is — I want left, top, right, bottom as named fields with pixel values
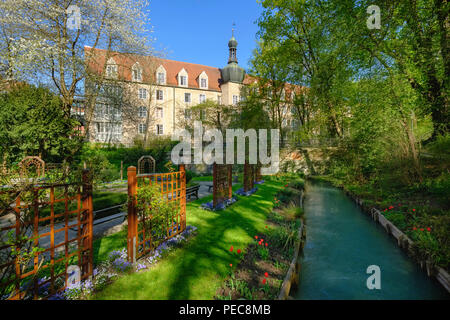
left=294, top=180, right=449, bottom=300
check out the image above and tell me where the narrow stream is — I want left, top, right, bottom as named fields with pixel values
left=294, top=180, right=449, bottom=300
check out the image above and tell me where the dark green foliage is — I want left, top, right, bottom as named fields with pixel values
left=0, top=84, right=81, bottom=164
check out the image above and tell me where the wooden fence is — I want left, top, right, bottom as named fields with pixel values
left=127, top=165, right=186, bottom=262
left=212, top=164, right=233, bottom=208
left=0, top=170, right=93, bottom=300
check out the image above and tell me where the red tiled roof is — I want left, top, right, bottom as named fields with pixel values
left=84, top=47, right=305, bottom=97
left=85, top=47, right=222, bottom=91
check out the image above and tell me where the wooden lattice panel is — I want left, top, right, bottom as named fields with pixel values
left=127, top=166, right=186, bottom=262
left=243, top=163, right=255, bottom=192
left=213, top=164, right=233, bottom=207
left=0, top=171, right=93, bottom=300
left=137, top=156, right=156, bottom=175
left=19, top=156, right=45, bottom=179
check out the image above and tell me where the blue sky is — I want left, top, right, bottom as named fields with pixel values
left=147, top=0, right=264, bottom=71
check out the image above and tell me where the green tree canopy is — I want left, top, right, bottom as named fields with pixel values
left=0, top=84, right=82, bottom=165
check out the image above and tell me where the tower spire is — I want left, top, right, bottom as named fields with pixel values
left=228, top=23, right=238, bottom=64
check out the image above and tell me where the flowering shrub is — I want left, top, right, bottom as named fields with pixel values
left=135, top=183, right=179, bottom=244
left=112, top=258, right=133, bottom=273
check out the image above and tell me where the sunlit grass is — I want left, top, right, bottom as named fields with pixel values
left=92, top=179, right=284, bottom=300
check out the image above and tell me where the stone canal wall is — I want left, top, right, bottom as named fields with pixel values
left=278, top=190, right=306, bottom=300
left=344, top=189, right=450, bottom=294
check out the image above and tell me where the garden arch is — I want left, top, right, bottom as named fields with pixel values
left=137, top=156, right=156, bottom=175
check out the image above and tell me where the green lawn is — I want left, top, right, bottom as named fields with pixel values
left=191, top=175, right=213, bottom=182
left=92, top=178, right=284, bottom=300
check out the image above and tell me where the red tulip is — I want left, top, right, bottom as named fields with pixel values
left=237, top=249, right=241, bottom=254
left=427, top=227, right=431, bottom=232
left=413, top=209, right=416, bottom=212
left=255, top=236, right=258, bottom=239
left=264, top=272, right=269, bottom=277
left=265, top=243, right=268, bottom=247
left=229, top=264, right=232, bottom=267
left=262, top=278, right=266, bottom=285
left=413, top=227, right=417, bottom=230
left=230, top=246, right=233, bottom=252
left=420, top=228, right=424, bottom=231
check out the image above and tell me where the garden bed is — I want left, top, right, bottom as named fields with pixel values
left=215, top=177, right=305, bottom=300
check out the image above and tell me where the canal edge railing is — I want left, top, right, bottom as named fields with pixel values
left=278, top=190, right=306, bottom=300
left=344, top=190, right=450, bottom=294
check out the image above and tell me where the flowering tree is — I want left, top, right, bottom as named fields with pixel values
left=0, top=0, right=154, bottom=141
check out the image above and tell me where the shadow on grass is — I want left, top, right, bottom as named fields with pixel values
left=93, top=179, right=284, bottom=299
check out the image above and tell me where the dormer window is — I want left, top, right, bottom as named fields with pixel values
left=199, top=71, right=208, bottom=89
left=178, top=68, right=188, bottom=87
left=106, top=58, right=118, bottom=79
left=132, top=62, right=142, bottom=82
left=180, top=76, right=187, bottom=86
left=156, top=65, right=166, bottom=85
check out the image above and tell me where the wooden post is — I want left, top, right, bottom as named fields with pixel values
left=227, top=164, right=232, bottom=200
left=81, top=169, right=93, bottom=277
left=179, top=164, right=186, bottom=230
left=120, top=161, right=123, bottom=181
left=212, top=163, right=217, bottom=207
left=127, top=166, right=137, bottom=263
left=243, top=162, right=250, bottom=192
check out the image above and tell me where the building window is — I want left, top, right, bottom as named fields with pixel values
left=103, top=85, right=122, bottom=98
left=232, top=95, right=239, bottom=105
left=156, top=107, right=163, bottom=119
left=200, top=78, right=207, bottom=89
left=180, top=75, right=187, bottom=86
left=199, top=94, right=206, bottom=103
left=185, top=93, right=191, bottom=103
left=132, top=65, right=142, bottom=82
left=139, top=123, right=147, bottom=134
left=156, top=124, right=164, bottom=135
left=96, top=122, right=122, bottom=141
left=156, top=89, right=164, bottom=101
left=106, top=64, right=117, bottom=78
left=94, top=103, right=121, bottom=120
left=184, top=109, right=191, bottom=119
left=200, top=110, right=206, bottom=120
left=157, top=72, right=165, bottom=84
left=138, top=88, right=147, bottom=99
left=138, top=106, right=147, bottom=118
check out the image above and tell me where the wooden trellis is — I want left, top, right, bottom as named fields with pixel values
left=137, top=156, right=156, bottom=175
left=0, top=170, right=93, bottom=300
left=19, top=156, right=45, bottom=179
left=127, top=165, right=186, bottom=262
left=243, top=162, right=255, bottom=192
left=255, top=164, right=262, bottom=182
left=212, top=163, right=233, bottom=208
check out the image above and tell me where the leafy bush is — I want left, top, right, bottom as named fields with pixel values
left=75, top=144, right=117, bottom=184
left=267, top=222, right=299, bottom=251
left=288, top=178, right=305, bottom=190
left=185, top=170, right=195, bottom=184
left=135, top=183, right=179, bottom=244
